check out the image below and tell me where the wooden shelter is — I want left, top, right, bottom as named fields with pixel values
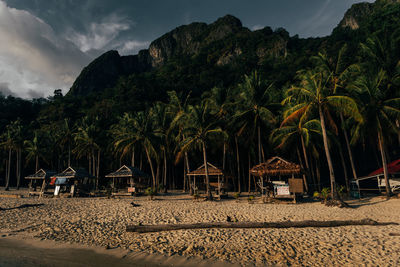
left=105, top=165, right=150, bottom=196
left=187, top=162, right=227, bottom=198
left=250, top=157, right=304, bottom=202
left=51, top=167, right=93, bottom=197
left=25, top=169, right=56, bottom=197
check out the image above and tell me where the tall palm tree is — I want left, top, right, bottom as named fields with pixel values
left=234, top=71, right=276, bottom=164
left=58, top=118, right=74, bottom=167
left=180, top=101, right=225, bottom=200
left=350, top=69, right=400, bottom=198
left=111, top=112, right=158, bottom=190
left=283, top=69, right=362, bottom=198
left=24, top=131, right=47, bottom=172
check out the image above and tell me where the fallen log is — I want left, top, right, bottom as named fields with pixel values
left=126, top=219, right=398, bottom=233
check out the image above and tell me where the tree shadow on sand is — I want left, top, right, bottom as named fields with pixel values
left=0, top=203, right=44, bottom=211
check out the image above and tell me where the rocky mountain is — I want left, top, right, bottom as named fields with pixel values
left=69, top=15, right=290, bottom=96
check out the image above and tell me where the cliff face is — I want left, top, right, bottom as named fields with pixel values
left=339, top=2, right=373, bottom=30
left=68, top=14, right=291, bottom=96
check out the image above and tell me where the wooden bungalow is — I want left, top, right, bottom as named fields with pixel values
left=51, top=167, right=93, bottom=197
left=105, top=165, right=150, bottom=196
left=250, top=157, right=304, bottom=202
left=25, top=169, right=57, bottom=197
left=187, top=162, right=228, bottom=198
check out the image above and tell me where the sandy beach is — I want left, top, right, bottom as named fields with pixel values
left=1, top=190, right=400, bottom=266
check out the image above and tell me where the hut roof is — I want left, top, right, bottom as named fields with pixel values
left=25, top=169, right=56, bottom=180
left=105, top=165, right=149, bottom=178
left=187, top=162, right=224, bottom=176
left=52, top=167, right=91, bottom=179
left=250, top=157, right=301, bottom=177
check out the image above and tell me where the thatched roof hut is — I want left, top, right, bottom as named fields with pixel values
left=187, top=162, right=224, bottom=176
left=105, top=165, right=149, bottom=179
left=250, top=157, right=301, bottom=177
left=52, top=167, right=91, bottom=180
left=25, top=169, right=56, bottom=180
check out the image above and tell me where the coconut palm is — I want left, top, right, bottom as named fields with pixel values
left=283, top=69, right=362, bottom=198
left=234, top=71, right=276, bottom=164
left=349, top=69, right=400, bottom=198
left=111, top=112, right=158, bottom=190
left=24, top=131, right=47, bottom=172
left=58, top=118, right=74, bottom=167
left=180, top=101, right=225, bottom=200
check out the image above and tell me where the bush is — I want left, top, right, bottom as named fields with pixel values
left=145, top=187, right=156, bottom=200
left=233, top=192, right=240, bottom=199
left=320, top=187, right=331, bottom=203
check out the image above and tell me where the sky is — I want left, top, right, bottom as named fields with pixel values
left=0, top=0, right=374, bottom=99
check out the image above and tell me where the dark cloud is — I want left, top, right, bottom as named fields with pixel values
left=0, top=82, right=14, bottom=96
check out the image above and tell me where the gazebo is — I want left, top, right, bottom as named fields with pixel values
left=187, top=162, right=227, bottom=198
left=105, top=165, right=150, bottom=196
left=25, top=169, right=57, bottom=197
left=250, top=157, right=304, bottom=202
left=51, top=167, right=93, bottom=197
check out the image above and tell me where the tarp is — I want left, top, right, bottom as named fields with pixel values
left=369, top=159, right=400, bottom=176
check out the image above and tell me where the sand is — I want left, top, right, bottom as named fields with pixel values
left=0, top=190, right=400, bottom=266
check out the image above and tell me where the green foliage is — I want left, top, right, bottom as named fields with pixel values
left=233, top=192, right=240, bottom=199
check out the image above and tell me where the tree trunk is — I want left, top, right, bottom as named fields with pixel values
left=131, top=147, right=135, bottom=167
left=163, top=149, right=167, bottom=193
left=68, top=143, right=71, bottom=167
left=319, top=105, right=337, bottom=199
left=222, top=143, right=226, bottom=170
left=145, top=146, right=156, bottom=190
left=202, top=142, right=213, bottom=200
left=126, top=219, right=397, bottom=234
left=185, top=152, right=192, bottom=194
left=248, top=152, right=251, bottom=193
left=235, top=136, right=241, bottom=193
left=96, top=150, right=100, bottom=190
left=315, top=158, right=321, bottom=191
left=340, top=113, right=357, bottom=180
left=5, top=148, right=11, bottom=190
left=378, top=129, right=391, bottom=199
left=258, top=125, right=262, bottom=164
left=338, top=145, right=350, bottom=194
left=16, top=149, right=20, bottom=190
left=296, top=147, right=309, bottom=192
left=35, top=155, right=39, bottom=172
left=155, top=162, right=160, bottom=192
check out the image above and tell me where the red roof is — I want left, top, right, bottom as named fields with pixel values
left=369, top=159, right=400, bottom=176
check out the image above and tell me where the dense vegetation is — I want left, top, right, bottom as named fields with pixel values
left=1, top=0, right=399, bottom=199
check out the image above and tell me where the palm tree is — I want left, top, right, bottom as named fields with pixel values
left=180, top=101, right=225, bottom=200
left=58, top=118, right=74, bottom=167
left=24, top=131, right=47, bottom=172
left=283, top=69, right=362, bottom=198
left=271, top=117, right=322, bottom=192
left=111, top=112, right=158, bottom=190
left=349, top=69, right=400, bottom=198
left=234, top=71, right=276, bottom=164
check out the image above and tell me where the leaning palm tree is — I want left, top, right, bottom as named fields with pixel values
left=283, top=69, right=362, bottom=199
left=349, top=69, right=400, bottom=198
left=179, top=101, right=225, bottom=200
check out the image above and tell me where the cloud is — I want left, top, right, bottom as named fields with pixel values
left=117, top=40, right=150, bottom=55
left=0, top=0, right=91, bottom=98
left=0, top=82, right=14, bottom=96
left=251, top=24, right=264, bottom=31
left=64, top=14, right=133, bottom=53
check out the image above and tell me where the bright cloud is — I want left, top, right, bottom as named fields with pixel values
left=0, top=0, right=90, bottom=98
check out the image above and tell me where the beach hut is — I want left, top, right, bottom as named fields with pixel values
left=51, top=167, right=93, bottom=197
left=187, top=162, right=228, bottom=198
left=25, top=169, right=57, bottom=197
left=250, top=157, right=304, bottom=202
left=105, top=165, right=150, bottom=196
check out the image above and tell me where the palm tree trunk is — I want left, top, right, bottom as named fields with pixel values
left=144, top=146, right=156, bottom=190
left=296, top=147, right=309, bottom=192
left=235, top=136, right=241, bottom=193
left=222, top=143, right=226, bottom=170
left=185, top=152, right=192, bottom=195
left=378, top=129, right=391, bottom=199
left=319, top=105, right=336, bottom=199
left=35, top=155, right=39, bottom=172
left=131, top=147, right=135, bottom=167
left=299, top=135, right=310, bottom=192
left=163, top=149, right=167, bottom=193
left=16, top=149, right=20, bottom=190
left=258, top=125, right=262, bottom=164
left=202, top=142, right=213, bottom=200
left=5, top=148, right=11, bottom=190
left=96, top=150, right=100, bottom=190
left=340, top=113, right=357, bottom=180
left=68, top=143, right=71, bottom=167
left=248, top=152, right=251, bottom=193
left=338, top=145, right=350, bottom=194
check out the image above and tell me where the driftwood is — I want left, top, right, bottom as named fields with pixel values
left=126, top=219, right=398, bottom=233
